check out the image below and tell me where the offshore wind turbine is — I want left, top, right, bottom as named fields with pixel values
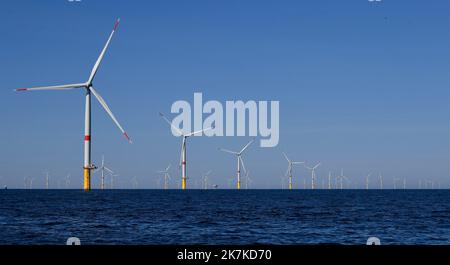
left=203, top=170, right=212, bottom=190
left=45, top=172, right=49, bottom=190
left=305, top=162, right=321, bottom=189
left=379, top=172, right=383, bottom=190
left=219, top=138, right=255, bottom=190
left=157, top=164, right=171, bottom=190
left=159, top=112, right=213, bottom=190
left=365, top=172, right=372, bottom=190
left=282, top=152, right=304, bottom=190
left=244, top=170, right=252, bottom=189
left=96, top=155, right=114, bottom=190
left=15, top=19, right=132, bottom=191
left=328, top=172, right=332, bottom=189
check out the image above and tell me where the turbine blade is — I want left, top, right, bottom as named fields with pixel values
left=314, top=162, right=321, bottom=169
left=240, top=156, right=247, bottom=174
left=239, top=138, right=255, bottom=154
left=185, top=126, right=214, bottom=137
left=104, top=167, right=114, bottom=174
left=218, top=148, right=239, bottom=155
left=87, top=18, right=120, bottom=84
left=292, top=161, right=304, bottom=165
left=166, top=164, right=171, bottom=171
left=15, top=83, right=86, bottom=92
left=159, top=112, right=183, bottom=136
left=282, top=152, right=291, bottom=163
left=90, top=86, right=131, bottom=143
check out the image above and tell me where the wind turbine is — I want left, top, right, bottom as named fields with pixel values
left=203, top=170, right=212, bottom=190
left=244, top=170, right=252, bottom=189
left=305, top=162, right=321, bottom=189
left=131, top=176, right=138, bottom=189
left=159, top=112, right=213, bottom=190
left=157, top=164, right=171, bottom=190
left=15, top=19, right=132, bottom=191
left=110, top=173, right=119, bottom=189
left=365, top=172, right=372, bottom=190
left=328, top=172, right=332, bottom=189
left=219, top=138, right=255, bottom=190
left=95, top=155, right=114, bottom=190
left=44, top=172, right=49, bottom=190
left=379, top=172, right=383, bottom=190
left=30, top=177, right=35, bottom=189
left=282, top=152, right=304, bottom=190
left=65, top=174, right=71, bottom=189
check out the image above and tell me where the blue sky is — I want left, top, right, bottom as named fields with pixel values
left=1, top=0, right=450, bottom=189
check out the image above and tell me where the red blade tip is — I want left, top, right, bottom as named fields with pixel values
left=113, top=18, right=120, bottom=31
left=124, top=132, right=132, bottom=143
left=16, top=88, right=28, bottom=91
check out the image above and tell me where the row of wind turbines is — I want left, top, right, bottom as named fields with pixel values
left=13, top=18, right=444, bottom=191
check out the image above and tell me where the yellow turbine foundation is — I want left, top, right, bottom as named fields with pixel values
left=237, top=181, right=241, bottom=190
left=182, top=177, right=186, bottom=190
left=289, top=182, right=292, bottom=190
left=84, top=168, right=91, bottom=191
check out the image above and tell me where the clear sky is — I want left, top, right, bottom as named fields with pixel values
left=1, top=0, right=450, bottom=189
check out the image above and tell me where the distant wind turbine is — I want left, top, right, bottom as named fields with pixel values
left=219, top=138, right=255, bottom=190
left=95, top=155, right=114, bottom=190
left=157, top=164, right=171, bottom=190
left=160, top=112, right=213, bottom=190
left=305, top=162, right=321, bottom=189
left=282, top=152, right=304, bottom=190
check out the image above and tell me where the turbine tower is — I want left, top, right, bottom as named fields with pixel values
left=45, top=172, right=49, bottom=190
left=305, top=162, right=321, bottom=189
left=328, top=172, right=332, bottom=189
left=365, top=172, right=372, bottom=190
left=203, top=170, right=212, bottom=190
left=219, top=138, right=255, bottom=190
left=282, top=152, right=304, bottom=190
left=159, top=112, right=213, bottom=190
left=15, top=19, right=132, bottom=191
left=379, top=172, right=383, bottom=190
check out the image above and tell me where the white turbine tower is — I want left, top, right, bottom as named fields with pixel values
left=379, top=172, right=383, bottom=190
left=45, top=172, right=49, bottom=190
left=244, top=170, right=252, bottom=189
left=203, top=170, right=212, bottom=190
left=305, top=162, right=321, bottom=189
left=365, top=172, right=372, bottom=190
left=96, top=155, right=114, bottom=190
left=159, top=112, right=213, bottom=190
left=282, top=152, right=304, bottom=190
left=328, top=172, right=332, bottom=189
left=15, top=19, right=132, bottom=191
left=219, top=138, right=255, bottom=190
left=157, top=164, right=171, bottom=190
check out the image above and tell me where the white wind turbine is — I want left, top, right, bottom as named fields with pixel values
left=131, top=176, right=138, bottom=189
left=44, top=172, right=50, bottom=190
left=65, top=174, right=71, bottom=189
left=365, top=172, right=372, bottom=190
left=379, top=172, right=383, bottom=190
left=305, top=162, right=321, bottom=189
left=157, top=164, right=171, bottom=190
left=244, top=170, right=252, bottom=189
left=159, top=112, right=213, bottom=190
left=95, top=155, right=114, bottom=190
left=282, top=152, right=304, bottom=190
left=203, top=170, right=212, bottom=190
left=15, top=19, right=132, bottom=191
left=219, top=138, right=255, bottom=190
left=328, top=172, right=332, bottom=190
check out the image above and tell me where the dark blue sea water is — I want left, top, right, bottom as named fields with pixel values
left=0, top=190, right=449, bottom=245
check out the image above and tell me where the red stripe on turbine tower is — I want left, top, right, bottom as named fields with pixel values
left=85, top=135, right=91, bottom=141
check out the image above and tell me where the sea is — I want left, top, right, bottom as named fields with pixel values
left=0, top=190, right=449, bottom=245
